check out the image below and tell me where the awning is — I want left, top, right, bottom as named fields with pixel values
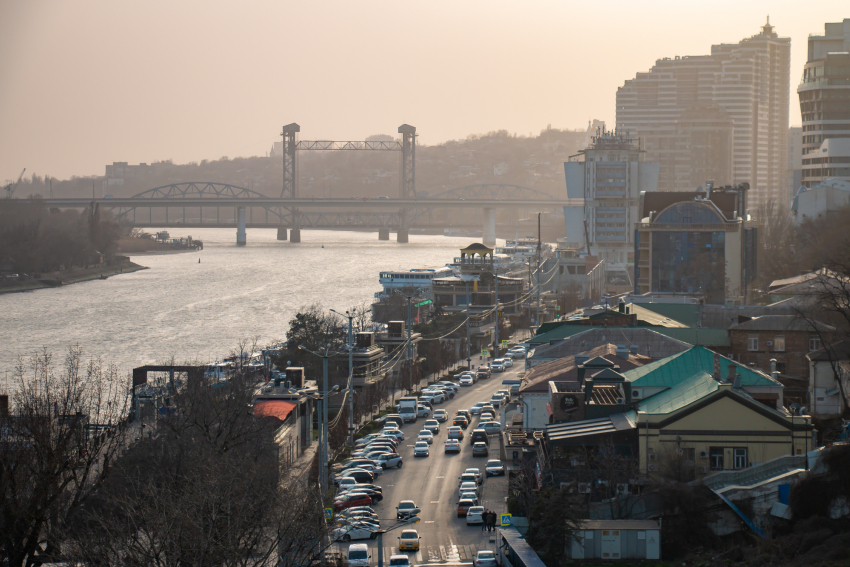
left=545, top=414, right=635, bottom=442
left=254, top=400, right=297, bottom=421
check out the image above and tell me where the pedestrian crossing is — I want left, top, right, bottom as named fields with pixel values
left=380, top=541, right=497, bottom=564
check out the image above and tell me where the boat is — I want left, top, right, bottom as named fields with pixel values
left=375, top=266, right=454, bottom=299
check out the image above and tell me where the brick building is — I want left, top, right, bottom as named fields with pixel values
left=728, top=315, right=834, bottom=379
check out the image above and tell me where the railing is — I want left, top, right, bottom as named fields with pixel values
left=698, top=455, right=806, bottom=490
left=637, top=222, right=738, bottom=232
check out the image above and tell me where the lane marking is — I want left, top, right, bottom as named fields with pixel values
left=430, top=500, right=440, bottom=504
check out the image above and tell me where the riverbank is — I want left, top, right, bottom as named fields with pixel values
left=0, top=261, right=148, bottom=295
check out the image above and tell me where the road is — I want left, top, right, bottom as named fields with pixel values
left=332, top=361, right=523, bottom=564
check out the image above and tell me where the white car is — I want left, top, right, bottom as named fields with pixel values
left=413, top=441, right=430, bottom=457
left=332, top=522, right=376, bottom=542
left=490, top=362, right=505, bottom=372
left=464, top=468, right=482, bottom=484
left=433, top=409, right=448, bottom=422
left=417, top=405, right=432, bottom=418
left=489, top=395, right=505, bottom=408
left=466, top=506, right=485, bottom=525
left=374, top=453, right=403, bottom=469
left=473, top=550, right=499, bottom=567
left=459, top=375, right=474, bottom=386
left=417, top=430, right=434, bottom=445
left=381, top=429, right=405, bottom=441
left=439, top=382, right=460, bottom=393
left=480, top=412, right=495, bottom=422
left=458, top=481, right=479, bottom=498
left=389, top=556, right=412, bottom=567
left=423, top=419, right=440, bottom=434
left=423, top=391, right=445, bottom=403
left=479, top=421, right=501, bottom=435
left=501, top=358, right=513, bottom=368
left=470, top=402, right=486, bottom=415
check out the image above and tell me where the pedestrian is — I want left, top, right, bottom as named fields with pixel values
left=489, top=511, right=497, bottom=531
left=486, top=511, right=493, bottom=532
left=481, top=509, right=488, bottom=532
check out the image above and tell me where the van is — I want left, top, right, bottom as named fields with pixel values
left=348, top=543, right=371, bottom=567
left=398, top=396, right=419, bottom=422
left=470, top=429, right=489, bottom=446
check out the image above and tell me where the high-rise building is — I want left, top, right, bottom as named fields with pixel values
left=798, top=19, right=850, bottom=188
left=564, top=127, right=660, bottom=267
left=786, top=127, right=803, bottom=203
left=617, top=20, right=791, bottom=211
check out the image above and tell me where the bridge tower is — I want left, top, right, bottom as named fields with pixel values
left=398, top=124, right=416, bottom=199
left=281, top=123, right=301, bottom=242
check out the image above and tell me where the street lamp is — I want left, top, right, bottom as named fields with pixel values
left=395, top=290, right=420, bottom=395
left=330, top=307, right=357, bottom=446
left=298, top=344, right=340, bottom=495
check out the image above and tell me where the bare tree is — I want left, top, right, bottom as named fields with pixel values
left=1, top=347, right=131, bottom=567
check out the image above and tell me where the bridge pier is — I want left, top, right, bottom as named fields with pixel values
left=236, top=207, right=247, bottom=246
left=483, top=208, right=497, bottom=247
left=378, top=228, right=390, bottom=241
left=396, top=229, right=409, bottom=243
left=277, top=227, right=288, bottom=241
left=290, top=228, right=301, bottom=243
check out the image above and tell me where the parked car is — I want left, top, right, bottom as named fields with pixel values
left=485, top=459, right=505, bottom=476
left=481, top=405, right=496, bottom=416
left=459, top=375, right=474, bottom=386
left=383, top=414, right=404, bottom=428
left=473, top=550, right=499, bottom=567
left=458, top=481, right=479, bottom=499
left=438, top=381, right=460, bottom=393
left=413, top=441, right=430, bottom=457
left=339, top=486, right=383, bottom=502
left=355, top=433, right=383, bottom=447
left=381, top=428, right=405, bottom=441
left=472, top=442, right=489, bottom=457
left=452, top=415, right=469, bottom=429
left=479, top=421, right=501, bottom=435
left=423, top=419, right=440, bottom=434
left=433, top=409, right=448, bottom=422
left=341, top=459, right=380, bottom=471
left=334, top=492, right=372, bottom=511
left=444, top=439, right=461, bottom=453
left=396, top=500, right=420, bottom=520
left=447, top=426, right=464, bottom=440
left=417, top=430, right=434, bottom=444
left=464, top=468, right=483, bottom=484
left=334, top=469, right=374, bottom=485
left=466, top=506, right=485, bottom=525
left=459, top=492, right=478, bottom=506
left=457, top=498, right=475, bottom=517
left=501, top=358, right=513, bottom=368
left=476, top=367, right=491, bottom=379
left=458, top=472, right=479, bottom=486
left=337, top=477, right=358, bottom=489
left=338, top=507, right=378, bottom=521
left=374, top=453, right=403, bottom=469
left=417, top=404, right=432, bottom=418
left=398, top=529, right=421, bottom=551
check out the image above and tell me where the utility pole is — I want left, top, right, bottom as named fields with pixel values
left=493, top=268, right=499, bottom=358
left=322, top=354, right=329, bottom=494
left=536, top=212, right=541, bottom=329
left=406, top=295, right=413, bottom=393
left=348, top=310, right=354, bottom=445
left=465, top=281, right=471, bottom=369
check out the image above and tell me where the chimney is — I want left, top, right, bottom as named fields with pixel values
left=770, top=358, right=777, bottom=374
left=577, top=363, right=587, bottom=384
left=623, top=381, right=632, bottom=405
left=0, top=394, right=8, bottom=416
left=618, top=299, right=626, bottom=314
left=584, top=378, right=594, bottom=404
left=713, top=353, right=722, bottom=381
left=629, top=345, right=639, bottom=355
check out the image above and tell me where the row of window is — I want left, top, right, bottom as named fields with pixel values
left=747, top=336, right=821, bottom=352
left=710, top=447, right=747, bottom=470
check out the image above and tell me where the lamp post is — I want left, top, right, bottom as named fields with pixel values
left=465, top=280, right=471, bottom=369
left=298, top=344, right=340, bottom=495
left=331, top=308, right=356, bottom=446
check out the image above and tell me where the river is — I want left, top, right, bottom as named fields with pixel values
left=0, top=229, right=493, bottom=380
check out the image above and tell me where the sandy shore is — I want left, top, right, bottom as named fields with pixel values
left=0, top=262, right=148, bottom=295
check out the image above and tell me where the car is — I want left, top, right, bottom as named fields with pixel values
left=428, top=390, right=446, bottom=403
left=470, top=429, right=490, bottom=446
left=447, top=426, right=464, bottom=440
left=458, top=481, right=479, bottom=499
left=338, top=508, right=378, bottom=521
left=457, top=498, right=475, bottom=517
left=472, top=442, right=489, bottom=457
left=496, top=388, right=511, bottom=398
left=398, top=529, right=421, bottom=551
left=501, top=358, right=513, bottom=368
left=459, top=492, right=478, bottom=506
left=348, top=543, right=371, bottom=567
left=481, top=404, right=495, bottom=415
left=433, top=409, right=448, bottom=423
left=485, top=459, right=505, bottom=476
left=489, top=395, right=505, bottom=409
left=479, top=411, right=495, bottom=422
left=417, top=398, right=434, bottom=410
left=337, top=477, right=358, bottom=489
left=333, top=492, right=372, bottom=511
left=490, top=362, right=505, bottom=373
left=373, top=453, right=403, bottom=469
left=423, top=419, right=440, bottom=434
left=417, top=405, right=432, bottom=418
left=435, top=386, right=455, bottom=399
left=388, top=556, right=412, bottom=567
left=459, top=375, right=474, bottom=386
left=444, top=439, right=461, bottom=453
left=421, top=392, right=443, bottom=404
left=396, top=500, right=420, bottom=520
left=473, top=550, right=499, bottom=567
left=479, top=421, right=501, bottom=435
left=466, top=506, right=485, bottom=525
left=459, top=472, right=479, bottom=486
left=355, top=433, right=383, bottom=447
left=341, top=459, right=379, bottom=471
left=452, top=415, right=469, bottom=429
left=464, top=468, right=483, bottom=484
left=339, top=486, right=383, bottom=502
left=334, top=469, right=374, bottom=485
left=417, top=430, right=433, bottom=444
left=438, top=382, right=460, bottom=393
left=383, top=414, right=405, bottom=428
left=456, top=409, right=472, bottom=421
left=413, top=441, right=430, bottom=457
left=470, top=402, right=486, bottom=415
left=476, top=367, right=491, bottom=379
left=381, top=429, right=405, bottom=441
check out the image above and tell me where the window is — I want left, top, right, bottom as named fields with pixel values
left=774, top=337, right=785, bottom=352
left=775, top=361, right=786, bottom=374
left=709, top=447, right=724, bottom=470
left=810, top=336, right=822, bottom=351
left=748, top=337, right=759, bottom=351
left=733, top=448, right=747, bottom=469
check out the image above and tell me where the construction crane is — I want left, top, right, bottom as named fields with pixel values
left=4, top=168, right=26, bottom=199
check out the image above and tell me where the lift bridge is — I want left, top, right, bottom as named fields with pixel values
left=42, top=124, right=580, bottom=245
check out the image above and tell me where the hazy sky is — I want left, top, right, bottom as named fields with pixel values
left=1, top=0, right=847, bottom=183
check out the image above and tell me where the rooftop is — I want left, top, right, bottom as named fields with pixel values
left=729, top=315, right=835, bottom=333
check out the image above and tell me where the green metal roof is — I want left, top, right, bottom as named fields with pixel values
left=624, top=345, right=779, bottom=388
left=635, top=303, right=702, bottom=327
left=528, top=324, right=729, bottom=347
left=637, top=372, right=720, bottom=414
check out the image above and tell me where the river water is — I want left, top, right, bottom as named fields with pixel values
left=1, top=229, right=488, bottom=379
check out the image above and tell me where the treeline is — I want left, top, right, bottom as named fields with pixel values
left=0, top=198, right=124, bottom=274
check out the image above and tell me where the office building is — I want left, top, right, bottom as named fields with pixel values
left=799, top=19, right=850, bottom=188
left=564, top=128, right=660, bottom=268
left=617, top=20, right=791, bottom=210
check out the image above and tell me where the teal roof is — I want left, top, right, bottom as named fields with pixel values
left=635, top=303, right=702, bottom=327
left=527, top=324, right=729, bottom=347
left=637, top=372, right=720, bottom=414
left=624, top=345, right=779, bottom=388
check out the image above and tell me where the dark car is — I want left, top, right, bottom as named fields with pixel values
left=453, top=415, right=469, bottom=429
left=340, top=486, right=383, bottom=502
left=476, top=367, right=491, bottom=379
left=456, top=409, right=472, bottom=422
left=485, top=459, right=505, bottom=476
left=383, top=414, right=404, bottom=428
left=472, top=442, right=489, bottom=457
left=470, top=429, right=489, bottom=446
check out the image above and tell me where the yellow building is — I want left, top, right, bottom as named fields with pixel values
left=634, top=373, right=811, bottom=479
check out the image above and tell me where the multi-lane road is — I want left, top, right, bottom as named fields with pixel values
left=332, top=362, right=523, bottom=564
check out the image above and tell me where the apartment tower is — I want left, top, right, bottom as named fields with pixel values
left=617, top=20, right=791, bottom=211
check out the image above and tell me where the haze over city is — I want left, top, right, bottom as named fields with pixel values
left=1, top=0, right=847, bottom=182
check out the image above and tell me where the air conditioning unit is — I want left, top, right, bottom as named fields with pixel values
left=699, top=466, right=709, bottom=473
left=616, top=398, right=625, bottom=404
left=647, top=464, right=659, bottom=472
left=648, top=453, right=657, bottom=461
left=699, top=451, right=708, bottom=459
left=578, top=482, right=592, bottom=494
left=616, top=483, right=629, bottom=495
left=632, top=390, right=642, bottom=399
left=766, top=340, right=773, bottom=347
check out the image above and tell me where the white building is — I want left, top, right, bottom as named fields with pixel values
left=792, top=176, right=850, bottom=224
left=616, top=20, right=791, bottom=210
left=564, top=128, right=660, bottom=267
